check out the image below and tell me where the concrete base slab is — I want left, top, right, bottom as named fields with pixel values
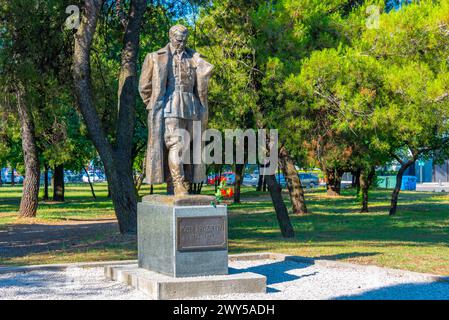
left=105, top=264, right=266, bottom=300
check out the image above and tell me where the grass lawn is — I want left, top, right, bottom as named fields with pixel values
left=1, top=183, right=449, bottom=275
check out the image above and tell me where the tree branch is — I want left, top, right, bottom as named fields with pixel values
left=115, top=0, right=147, bottom=159
left=434, top=92, right=448, bottom=103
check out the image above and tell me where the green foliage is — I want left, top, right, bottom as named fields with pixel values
left=283, top=0, right=449, bottom=174
left=0, top=112, right=22, bottom=171
left=0, top=0, right=94, bottom=175
left=196, top=0, right=259, bottom=131
left=359, top=0, right=449, bottom=162
left=1, top=0, right=448, bottom=210
left=285, top=47, right=389, bottom=170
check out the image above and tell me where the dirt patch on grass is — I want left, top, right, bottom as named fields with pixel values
left=0, top=219, right=136, bottom=265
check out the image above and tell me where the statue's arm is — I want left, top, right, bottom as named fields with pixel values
left=139, top=53, right=154, bottom=108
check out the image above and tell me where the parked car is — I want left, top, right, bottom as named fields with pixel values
left=271, top=173, right=320, bottom=189
left=207, top=174, right=217, bottom=185
left=242, top=173, right=258, bottom=186
left=299, top=173, right=320, bottom=188
left=207, top=172, right=236, bottom=185
left=207, top=173, right=227, bottom=185
left=275, top=173, right=287, bottom=188
left=66, top=173, right=84, bottom=183
left=3, top=174, right=24, bottom=184
left=221, top=172, right=235, bottom=185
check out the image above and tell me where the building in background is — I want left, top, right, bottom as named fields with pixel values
left=406, top=160, right=449, bottom=183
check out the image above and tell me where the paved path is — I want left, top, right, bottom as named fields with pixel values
left=1, top=258, right=449, bottom=300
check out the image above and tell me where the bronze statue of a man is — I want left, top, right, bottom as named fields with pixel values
left=139, top=24, right=213, bottom=196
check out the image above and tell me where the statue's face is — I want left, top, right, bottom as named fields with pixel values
left=170, top=31, right=188, bottom=52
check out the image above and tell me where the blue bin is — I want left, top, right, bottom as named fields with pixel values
left=401, top=176, right=417, bottom=191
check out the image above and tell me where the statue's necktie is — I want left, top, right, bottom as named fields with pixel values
left=175, top=51, right=183, bottom=83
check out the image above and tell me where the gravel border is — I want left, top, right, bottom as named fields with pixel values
left=2, top=252, right=448, bottom=283
left=2, top=253, right=449, bottom=300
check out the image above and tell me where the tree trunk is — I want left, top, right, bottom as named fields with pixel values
left=233, top=163, right=244, bottom=203
left=83, top=167, right=96, bottom=199
left=360, top=166, right=375, bottom=213
left=326, top=168, right=343, bottom=196
left=256, top=173, right=263, bottom=191
left=351, top=171, right=356, bottom=187
left=257, top=169, right=268, bottom=192
left=190, top=183, right=203, bottom=195
left=279, top=146, right=307, bottom=214
left=265, top=174, right=295, bottom=238
left=73, top=0, right=146, bottom=234
left=135, top=154, right=146, bottom=193
left=107, top=168, right=137, bottom=233
left=214, top=165, right=222, bottom=192
left=389, top=160, right=415, bottom=216
left=16, top=86, right=40, bottom=218
left=352, top=168, right=361, bottom=196
left=11, top=168, right=15, bottom=186
left=43, top=164, right=49, bottom=200
left=52, top=164, right=65, bottom=202
left=189, top=183, right=198, bottom=194
left=256, top=164, right=269, bottom=191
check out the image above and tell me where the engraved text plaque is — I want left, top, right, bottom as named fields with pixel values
left=177, top=216, right=227, bottom=252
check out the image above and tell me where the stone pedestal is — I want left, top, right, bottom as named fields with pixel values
left=137, top=195, right=228, bottom=277
left=105, top=264, right=266, bottom=299
left=106, top=197, right=267, bottom=299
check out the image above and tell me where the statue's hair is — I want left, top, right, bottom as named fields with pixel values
left=169, top=24, right=189, bottom=38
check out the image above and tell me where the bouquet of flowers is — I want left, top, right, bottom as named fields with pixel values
left=211, top=176, right=234, bottom=206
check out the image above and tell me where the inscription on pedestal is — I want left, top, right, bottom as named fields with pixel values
left=177, top=216, right=227, bottom=252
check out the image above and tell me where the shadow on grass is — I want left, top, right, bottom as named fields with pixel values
left=0, top=197, right=115, bottom=220
left=313, top=252, right=380, bottom=260
left=38, top=198, right=113, bottom=210
left=228, top=202, right=449, bottom=248
left=0, top=222, right=135, bottom=262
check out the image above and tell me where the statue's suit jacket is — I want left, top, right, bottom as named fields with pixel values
left=139, top=44, right=213, bottom=184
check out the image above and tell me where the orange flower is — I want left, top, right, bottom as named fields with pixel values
left=220, top=176, right=227, bottom=183
left=220, top=189, right=227, bottom=196
left=226, top=188, right=234, bottom=197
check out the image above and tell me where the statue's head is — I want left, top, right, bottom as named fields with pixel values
left=169, top=24, right=189, bottom=53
